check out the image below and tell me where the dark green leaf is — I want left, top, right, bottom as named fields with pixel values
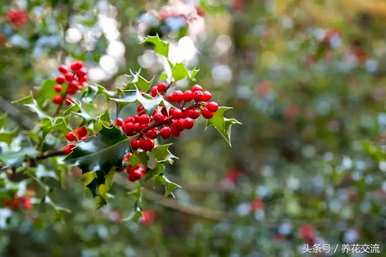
left=143, top=35, right=169, bottom=57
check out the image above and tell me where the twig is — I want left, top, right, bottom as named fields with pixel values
left=35, top=149, right=65, bottom=160
left=142, top=189, right=233, bottom=221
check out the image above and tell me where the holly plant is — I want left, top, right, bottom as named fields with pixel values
left=0, top=35, right=240, bottom=219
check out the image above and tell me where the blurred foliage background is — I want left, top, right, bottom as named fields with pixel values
left=0, top=0, right=385, bottom=256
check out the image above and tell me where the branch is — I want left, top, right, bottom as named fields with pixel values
left=35, top=149, right=65, bottom=160
left=143, top=189, right=233, bottom=221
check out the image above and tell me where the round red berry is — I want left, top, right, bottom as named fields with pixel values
left=187, top=108, right=200, bottom=119
left=201, top=91, right=212, bottom=101
left=170, top=108, right=182, bottom=119
left=131, top=139, right=140, bottom=150
left=54, top=84, right=62, bottom=93
left=138, top=114, right=150, bottom=124
left=58, top=65, right=68, bottom=74
left=183, top=90, right=193, bottom=102
left=157, top=82, right=168, bottom=93
left=193, top=90, right=204, bottom=102
left=63, top=143, right=76, bottom=155
left=151, top=86, right=158, bottom=97
left=115, top=118, right=123, bottom=127
left=128, top=166, right=145, bottom=182
left=153, top=112, right=166, bottom=123
left=70, top=61, right=83, bottom=71
left=160, top=127, right=171, bottom=139
left=206, top=101, right=219, bottom=112
left=192, top=84, right=203, bottom=92
left=66, top=131, right=76, bottom=141
left=201, top=108, right=214, bottom=119
left=65, top=73, right=74, bottom=81
left=181, top=118, right=194, bottom=129
left=145, top=128, right=158, bottom=139
left=55, top=75, right=65, bottom=84
left=75, top=127, right=88, bottom=140
left=140, top=138, right=154, bottom=151
left=123, top=122, right=136, bottom=136
left=52, top=95, right=63, bottom=104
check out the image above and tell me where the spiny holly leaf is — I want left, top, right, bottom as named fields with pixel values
left=151, top=144, right=178, bottom=164
left=143, top=35, right=169, bottom=57
left=35, top=80, right=56, bottom=106
left=110, top=90, right=163, bottom=115
left=125, top=70, right=153, bottom=92
left=0, top=147, right=38, bottom=168
left=171, top=63, right=200, bottom=82
left=156, top=174, right=181, bottom=197
left=172, top=63, right=189, bottom=81
left=25, top=99, right=52, bottom=120
left=207, top=107, right=241, bottom=146
left=65, top=127, right=130, bottom=197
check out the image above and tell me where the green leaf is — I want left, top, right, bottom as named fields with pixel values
left=143, top=35, right=169, bottom=57
left=125, top=70, right=153, bottom=92
left=110, top=90, right=163, bottom=115
left=0, top=147, right=38, bottom=168
left=81, top=172, right=97, bottom=186
left=151, top=144, right=177, bottom=164
left=0, top=129, right=18, bottom=144
left=207, top=107, right=241, bottom=146
left=36, top=80, right=56, bottom=106
left=172, top=63, right=189, bottom=81
left=65, top=127, right=130, bottom=197
left=25, top=99, right=52, bottom=120
left=156, top=174, right=181, bottom=197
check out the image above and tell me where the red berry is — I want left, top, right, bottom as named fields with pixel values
left=171, top=126, right=181, bottom=137
left=67, top=85, right=78, bottom=95
left=206, top=101, right=219, bottom=112
left=170, top=108, right=182, bottom=119
left=153, top=112, right=166, bottom=123
left=115, top=118, right=123, bottom=127
left=201, top=91, right=212, bottom=101
left=58, top=65, right=68, bottom=74
left=145, top=128, right=158, bottom=139
left=124, top=116, right=135, bottom=123
left=79, top=75, right=88, bottom=84
left=181, top=118, right=194, bottom=129
left=140, top=138, right=154, bottom=151
left=193, top=90, right=204, bottom=102
left=123, top=122, right=136, bottom=136
left=187, top=108, right=200, bottom=119
left=157, top=82, right=168, bottom=93
left=137, top=105, right=145, bottom=114
left=77, top=67, right=87, bottom=77
left=183, top=90, right=193, bottom=102
left=151, top=86, right=158, bottom=97
left=131, top=139, right=140, bottom=150
left=160, top=127, right=172, bottom=139
left=70, top=61, right=83, bottom=71
left=66, top=131, right=76, bottom=141
left=63, top=143, right=76, bottom=155
left=174, top=90, right=184, bottom=102
left=192, top=84, right=203, bottom=92
left=55, top=75, right=65, bottom=84
left=138, top=114, right=150, bottom=124
left=54, top=84, right=62, bottom=93
left=201, top=108, right=214, bottom=119
left=52, top=95, right=63, bottom=104
left=128, top=165, right=146, bottom=182
left=65, top=73, right=74, bottom=81
left=75, top=127, right=88, bottom=140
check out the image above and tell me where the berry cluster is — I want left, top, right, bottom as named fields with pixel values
left=114, top=82, right=219, bottom=182
left=122, top=152, right=147, bottom=182
left=52, top=61, right=88, bottom=106
left=63, top=127, right=88, bottom=154
left=6, top=9, right=28, bottom=27
left=2, top=194, right=32, bottom=210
